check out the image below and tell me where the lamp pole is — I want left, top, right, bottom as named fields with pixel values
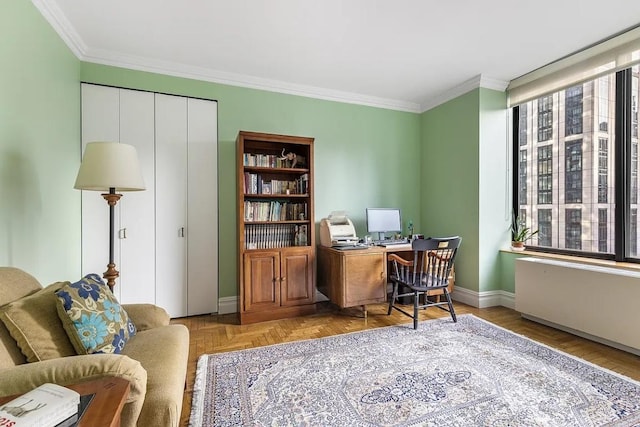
left=102, top=187, right=122, bottom=291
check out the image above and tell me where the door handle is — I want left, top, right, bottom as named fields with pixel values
left=118, top=228, right=127, bottom=239
left=179, top=227, right=185, bottom=238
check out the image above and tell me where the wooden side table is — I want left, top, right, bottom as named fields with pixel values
left=0, top=377, right=130, bottom=427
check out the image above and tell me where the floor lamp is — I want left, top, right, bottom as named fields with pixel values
left=74, top=142, right=145, bottom=291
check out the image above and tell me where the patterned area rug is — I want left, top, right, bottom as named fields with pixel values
left=189, top=315, right=640, bottom=426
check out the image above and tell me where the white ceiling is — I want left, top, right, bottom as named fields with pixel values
left=34, top=0, right=640, bottom=113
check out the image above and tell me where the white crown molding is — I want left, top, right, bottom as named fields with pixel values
left=33, top=1, right=507, bottom=114
left=82, top=48, right=423, bottom=113
left=31, top=0, right=86, bottom=58
left=420, top=74, right=509, bottom=113
left=32, top=0, right=421, bottom=113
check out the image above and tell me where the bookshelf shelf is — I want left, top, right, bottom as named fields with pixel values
left=237, top=131, right=316, bottom=324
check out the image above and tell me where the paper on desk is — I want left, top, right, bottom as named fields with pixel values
left=327, top=211, right=350, bottom=224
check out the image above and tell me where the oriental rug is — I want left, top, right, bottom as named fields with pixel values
left=189, top=315, right=640, bottom=426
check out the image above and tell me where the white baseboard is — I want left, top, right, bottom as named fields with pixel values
left=217, top=296, right=239, bottom=314
left=217, top=289, right=514, bottom=315
left=452, top=287, right=515, bottom=309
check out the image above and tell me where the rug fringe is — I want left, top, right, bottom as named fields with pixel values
left=189, top=354, right=210, bottom=427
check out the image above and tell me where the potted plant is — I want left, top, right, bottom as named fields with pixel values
left=511, top=214, right=538, bottom=251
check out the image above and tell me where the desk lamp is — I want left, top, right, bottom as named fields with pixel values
left=74, top=142, right=145, bottom=291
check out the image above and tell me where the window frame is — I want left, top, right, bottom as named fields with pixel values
left=512, top=67, right=638, bottom=263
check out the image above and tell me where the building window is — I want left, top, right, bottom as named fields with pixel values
left=565, top=86, right=583, bottom=136
left=565, top=140, right=582, bottom=203
left=537, top=95, right=553, bottom=142
left=633, top=90, right=638, bottom=139
left=598, top=209, right=607, bottom=252
left=598, top=138, right=608, bottom=203
left=538, top=209, right=552, bottom=247
left=519, top=150, right=527, bottom=204
left=519, top=104, right=528, bottom=146
left=599, top=76, right=609, bottom=132
left=632, top=141, right=638, bottom=205
left=632, top=209, right=638, bottom=257
left=565, top=209, right=582, bottom=249
left=537, top=145, right=552, bottom=204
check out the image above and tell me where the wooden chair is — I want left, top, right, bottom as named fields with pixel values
left=387, top=236, right=461, bottom=329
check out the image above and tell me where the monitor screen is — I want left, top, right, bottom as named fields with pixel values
left=366, top=208, right=402, bottom=233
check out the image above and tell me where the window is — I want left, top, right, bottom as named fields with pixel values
left=565, top=140, right=582, bottom=203
left=565, top=86, right=583, bottom=136
left=537, top=145, right=552, bottom=204
left=598, top=208, right=607, bottom=252
left=513, top=73, right=618, bottom=259
left=565, top=209, right=582, bottom=249
left=510, top=29, right=640, bottom=262
left=537, top=95, right=553, bottom=142
left=538, top=209, right=552, bottom=247
left=519, top=150, right=527, bottom=204
left=598, top=138, right=608, bottom=203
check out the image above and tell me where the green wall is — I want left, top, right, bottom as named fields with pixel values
left=5, top=0, right=518, bottom=303
left=420, top=88, right=509, bottom=295
left=0, top=0, right=81, bottom=284
left=478, top=88, right=510, bottom=293
left=79, top=64, right=421, bottom=298
left=420, top=90, right=481, bottom=292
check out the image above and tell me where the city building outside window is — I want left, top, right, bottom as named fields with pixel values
left=514, top=67, right=640, bottom=260
left=598, top=138, right=608, bottom=204
left=537, top=145, right=552, bottom=204
left=565, top=140, right=583, bottom=204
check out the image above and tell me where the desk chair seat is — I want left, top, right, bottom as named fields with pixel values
left=387, top=236, right=461, bottom=329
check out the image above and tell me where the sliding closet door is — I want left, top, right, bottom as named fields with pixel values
left=80, top=84, right=120, bottom=297
left=80, top=84, right=155, bottom=303
left=187, top=98, right=218, bottom=315
left=155, top=94, right=188, bottom=317
left=118, top=89, right=156, bottom=303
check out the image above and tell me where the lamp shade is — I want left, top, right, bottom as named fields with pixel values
left=74, top=142, right=145, bottom=191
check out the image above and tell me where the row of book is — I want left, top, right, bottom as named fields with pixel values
left=245, top=224, right=308, bottom=249
left=244, top=201, right=307, bottom=222
left=243, top=153, right=306, bottom=168
left=243, top=173, right=309, bottom=195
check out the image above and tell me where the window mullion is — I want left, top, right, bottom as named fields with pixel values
left=614, top=69, right=631, bottom=261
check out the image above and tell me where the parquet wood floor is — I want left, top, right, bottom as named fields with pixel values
left=172, top=301, right=640, bottom=427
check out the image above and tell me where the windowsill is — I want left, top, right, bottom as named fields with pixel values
left=500, top=248, right=640, bottom=273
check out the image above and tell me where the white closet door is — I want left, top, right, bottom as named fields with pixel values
left=187, top=98, right=218, bottom=315
left=155, top=94, right=188, bottom=317
left=118, top=89, right=156, bottom=304
left=80, top=84, right=121, bottom=297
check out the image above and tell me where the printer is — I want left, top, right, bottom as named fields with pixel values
left=320, top=211, right=360, bottom=247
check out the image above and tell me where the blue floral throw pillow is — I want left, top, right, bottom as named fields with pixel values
left=55, top=274, right=136, bottom=355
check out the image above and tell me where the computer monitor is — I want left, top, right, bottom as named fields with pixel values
left=366, top=208, right=402, bottom=240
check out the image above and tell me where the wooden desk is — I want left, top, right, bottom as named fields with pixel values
left=317, top=244, right=455, bottom=316
left=0, top=377, right=130, bottom=427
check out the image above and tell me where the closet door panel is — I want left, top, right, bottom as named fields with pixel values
left=187, top=98, right=218, bottom=315
left=80, top=84, right=120, bottom=297
left=118, top=89, right=156, bottom=304
left=155, top=94, right=188, bottom=317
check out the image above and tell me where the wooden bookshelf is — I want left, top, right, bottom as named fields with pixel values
left=236, top=131, right=316, bottom=324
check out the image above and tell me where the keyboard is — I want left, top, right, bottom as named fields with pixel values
left=375, top=239, right=409, bottom=246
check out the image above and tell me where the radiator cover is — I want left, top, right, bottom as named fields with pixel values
left=515, top=257, right=640, bottom=353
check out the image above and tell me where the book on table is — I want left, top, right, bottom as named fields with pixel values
left=0, top=383, right=79, bottom=427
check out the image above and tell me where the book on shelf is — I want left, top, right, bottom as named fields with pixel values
left=0, top=383, right=80, bottom=427
left=243, top=152, right=307, bottom=169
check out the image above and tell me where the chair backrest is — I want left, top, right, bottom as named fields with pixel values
left=410, top=236, right=461, bottom=287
